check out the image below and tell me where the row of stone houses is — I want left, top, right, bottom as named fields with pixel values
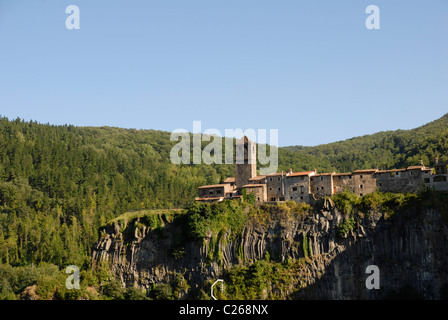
left=195, top=136, right=448, bottom=204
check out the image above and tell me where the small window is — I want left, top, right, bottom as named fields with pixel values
left=269, top=178, right=273, bottom=182
left=360, top=175, right=363, bottom=179
left=349, top=176, right=352, bottom=179
left=270, top=197, right=276, bottom=201
left=278, top=187, right=281, bottom=191
left=310, top=178, right=313, bottom=181
left=360, top=185, right=363, bottom=189
left=321, top=186, right=324, bottom=190
left=269, top=187, right=272, bottom=191
left=209, top=190, right=214, bottom=194
left=300, top=196, right=304, bottom=200
left=292, top=187, right=298, bottom=192
left=290, top=196, right=293, bottom=200
left=424, top=178, right=430, bottom=183
left=360, top=193, right=363, bottom=197
left=379, top=183, right=382, bottom=187
left=217, top=190, right=222, bottom=194
left=320, top=176, right=324, bottom=181
left=278, top=177, right=280, bottom=181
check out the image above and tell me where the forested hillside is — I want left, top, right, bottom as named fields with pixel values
left=0, top=114, right=447, bottom=270
left=279, top=113, right=448, bottom=173
left=0, top=117, right=231, bottom=267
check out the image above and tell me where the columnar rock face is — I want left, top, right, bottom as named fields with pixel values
left=91, top=200, right=448, bottom=299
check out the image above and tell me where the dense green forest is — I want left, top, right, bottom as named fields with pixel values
left=0, top=114, right=447, bottom=299
left=278, top=113, right=448, bottom=173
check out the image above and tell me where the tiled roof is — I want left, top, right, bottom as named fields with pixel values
left=242, top=184, right=265, bottom=188
left=352, top=169, right=378, bottom=174
left=198, top=184, right=226, bottom=189
left=407, top=166, right=425, bottom=170
left=287, top=171, right=314, bottom=177
left=333, top=173, right=352, bottom=176
left=313, top=172, right=335, bottom=176
left=376, top=169, right=406, bottom=173
left=223, top=177, right=235, bottom=183
left=266, top=172, right=284, bottom=176
left=249, top=175, right=267, bottom=181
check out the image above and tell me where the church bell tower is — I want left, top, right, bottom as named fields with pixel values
left=235, top=136, right=257, bottom=189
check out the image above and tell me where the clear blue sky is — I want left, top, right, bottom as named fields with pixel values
left=0, top=0, right=447, bottom=147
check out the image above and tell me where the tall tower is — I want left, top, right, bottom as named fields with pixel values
left=235, top=136, right=257, bottom=189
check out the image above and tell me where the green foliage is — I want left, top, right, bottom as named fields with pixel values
left=102, top=279, right=125, bottom=300
left=242, top=189, right=256, bottom=205
left=332, top=190, right=360, bottom=215
left=279, top=113, right=448, bottom=173
left=185, top=201, right=248, bottom=241
left=337, top=218, right=356, bottom=237
left=302, top=233, right=309, bottom=258
left=149, top=283, right=173, bottom=300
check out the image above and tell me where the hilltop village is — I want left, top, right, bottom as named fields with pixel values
left=196, top=136, right=448, bottom=204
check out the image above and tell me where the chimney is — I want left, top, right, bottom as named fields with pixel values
left=434, top=157, right=439, bottom=165
left=288, top=168, right=293, bottom=175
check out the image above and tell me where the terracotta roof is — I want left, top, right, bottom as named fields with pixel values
left=333, top=173, right=352, bottom=176
left=195, top=197, right=225, bottom=201
left=242, top=184, right=265, bottom=188
left=313, top=172, right=335, bottom=177
left=266, top=172, right=284, bottom=176
left=287, top=171, right=314, bottom=177
left=352, top=169, right=378, bottom=174
left=198, top=184, right=226, bottom=189
left=376, top=169, right=406, bottom=173
left=223, top=177, right=235, bottom=183
left=249, top=175, right=267, bottom=181
left=407, top=166, right=425, bottom=170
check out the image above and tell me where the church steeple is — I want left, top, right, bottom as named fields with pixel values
left=235, top=136, right=257, bottom=189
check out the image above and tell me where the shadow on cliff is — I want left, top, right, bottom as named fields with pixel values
left=289, top=201, right=448, bottom=300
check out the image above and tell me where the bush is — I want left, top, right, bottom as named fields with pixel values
left=102, top=279, right=125, bottom=300
left=337, top=217, right=356, bottom=237
left=331, top=190, right=359, bottom=215
left=150, top=283, right=173, bottom=300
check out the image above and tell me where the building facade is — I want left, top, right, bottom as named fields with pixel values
left=195, top=136, right=448, bottom=204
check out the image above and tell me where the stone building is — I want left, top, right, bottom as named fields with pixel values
left=333, top=173, right=354, bottom=194
left=196, top=136, right=448, bottom=204
left=284, top=170, right=316, bottom=203
left=266, top=172, right=287, bottom=201
left=310, top=172, right=335, bottom=198
left=431, top=158, right=448, bottom=191
left=352, top=169, right=378, bottom=197
left=242, top=184, right=267, bottom=203
left=234, top=136, right=257, bottom=189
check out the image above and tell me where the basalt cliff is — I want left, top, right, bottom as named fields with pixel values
left=91, top=195, right=448, bottom=300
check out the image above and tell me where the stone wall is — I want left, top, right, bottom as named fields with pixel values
left=310, top=174, right=334, bottom=198
left=266, top=173, right=285, bottom=201
left=284, top=175, right=311, bottom=203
